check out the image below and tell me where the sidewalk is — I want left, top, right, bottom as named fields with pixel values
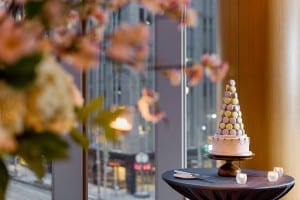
left=7, top=164, right=52, bottom=191
left=88, top=183, right=154, bottom=200
left=7, top=180, right=51, bottom=200
left=7, top=164, right=155, bottom=200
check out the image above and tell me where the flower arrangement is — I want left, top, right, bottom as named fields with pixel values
left=0, top=0, right=228, bottom=199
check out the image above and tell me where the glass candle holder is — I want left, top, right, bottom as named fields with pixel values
left=236, top=172, right=247, bottom=184
left=273, top=167, right=284, bottom=177
left=268, top=171, right=279, bottom=182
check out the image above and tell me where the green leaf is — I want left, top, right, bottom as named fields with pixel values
left=94, top=107, right=125, bottom=126
left=0, top=53, right=43, bottom=89
left=17, top=131, right=69, bottom=179
left=70, top=128, right=89, bottom=150
left=103, top=126, right=119, bottom=142
left=25, top=1, right=45, bottom=19
left=93, top=107, right=125, bottom=143
left=22, top=156, right=45, bottom=179
left=0, top=159, right=8, bottom=200
left=76, top=96, right=103, bottom=121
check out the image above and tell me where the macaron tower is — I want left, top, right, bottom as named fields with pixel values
left=210, top=79, right=252, bottom=156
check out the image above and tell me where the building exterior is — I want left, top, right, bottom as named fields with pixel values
left=86, top=0, right=217, bottom=197
left=87, top=0, right=217, bottom=158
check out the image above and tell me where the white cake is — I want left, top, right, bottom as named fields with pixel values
left=210, top=79, right=252, bottom=156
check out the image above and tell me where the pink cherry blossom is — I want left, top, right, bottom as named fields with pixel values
left=159, top=0, right=196, bottom=27
left=201, top=54, right=221, bottom=66
left=91, top=8, right=108, bottom=25
left=107, top=23, right=150, bottom=71
left=164, top=69, right=182, bottom=86
left=182, top=9, right=198, bottom=27
left=52, top=26, right=76, bottom=48
left=0, top=133, right=17, bottom=153
left=137, top=87, right=165, bottom=123
left=62, top=37, right=100, bottom=70
left=206, top=62, right=229, bottom=82
left=0, top=18, right=37, bottom=64
left=200, top=54, right=229, bottom=82
left=186, top=63, right=204, bottom=86
left=67, top=10, right=80, bottom=29
left=137, top=0, right=196, bottom=27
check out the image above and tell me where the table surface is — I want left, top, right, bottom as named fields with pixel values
left=162, top=168, right=295, bottom=200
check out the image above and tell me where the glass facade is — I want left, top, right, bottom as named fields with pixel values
left=87, top=5, right=156, bottom=200
left=186, top=0, right=217, bottom=169
left=87, top=1, right=218, bottom=199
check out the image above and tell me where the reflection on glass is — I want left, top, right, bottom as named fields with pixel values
left=5, top=157, right=52, bottom=200
left=186, top=0, right=217, bottom=169
left=87, top=5, right=155, bottom=200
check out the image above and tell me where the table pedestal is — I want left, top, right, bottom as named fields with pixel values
left=208, top=153, right=254, bottom=177
left=218, top=160, right=240, bottom=177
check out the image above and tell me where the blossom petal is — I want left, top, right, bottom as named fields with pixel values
left=137, top=87, right=165, bottom=123
left=164, top=69, right=182, bottom=86
left=186, top=64, right=204, bottom=86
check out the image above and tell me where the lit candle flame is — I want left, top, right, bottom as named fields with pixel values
left=110, top=117, right=132, bottom=132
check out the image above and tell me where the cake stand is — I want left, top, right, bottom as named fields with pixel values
left=208, top=153, right=254, bottom=177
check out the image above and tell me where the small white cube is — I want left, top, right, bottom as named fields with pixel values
left=273, top=167, right=284, bottom=177
left=268, top=171, right=279, bottom=182
left=236, top=172, right=247, bottom=184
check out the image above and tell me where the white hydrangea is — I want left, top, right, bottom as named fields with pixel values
left=25, top=56, right=83, bottom=134
left=0, top=82, right=25, bottom=152
left=0, top=126, right=17, bottom=152
left=0, top=82, right=26, bottom=135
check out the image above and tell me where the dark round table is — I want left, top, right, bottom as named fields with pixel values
left=162, top=168, right=295, bottom=200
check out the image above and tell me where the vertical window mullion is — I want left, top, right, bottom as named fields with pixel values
left=155, top=16, right=185, bottom=200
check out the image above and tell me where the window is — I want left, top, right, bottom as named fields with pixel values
left=87, top=6, right=156, bottom=200
left=186, top=0, right=217, bottom=169
left=50, top=1, right=219, bottom=199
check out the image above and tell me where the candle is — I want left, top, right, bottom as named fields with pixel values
left=236, top=172, right=247, bottom=184
left=267, top=171, right=279, bottom=182
left=273, top=167, right=284, bottom=177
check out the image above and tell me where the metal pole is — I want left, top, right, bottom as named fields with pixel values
left=103, top=139, right=108, bottom=199
left=141, top=164, right=145, bottom=193
left=95, top=137, right=102, bottom=200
